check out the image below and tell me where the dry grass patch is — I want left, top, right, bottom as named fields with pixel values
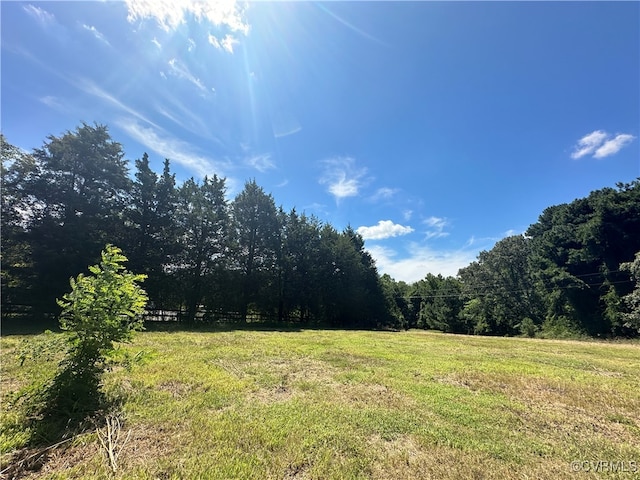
left=2, top=434, right=101, bottom=480
left=369, top=433, right=582, bottom=480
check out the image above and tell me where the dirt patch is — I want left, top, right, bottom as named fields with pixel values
left=251, top=384, right=294, bottom=404
left=333, top=382, right=416, bottom=411
left=158, top=380, right=200, bottom=398
left=223, top=356, right=340, bottom=404
left=117, top=424, right=180, bottom=472
left=282, top=460, right=311, bottom=479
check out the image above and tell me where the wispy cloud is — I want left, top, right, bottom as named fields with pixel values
left=594, top=134, right=635, bottom=159
left=315, top=3, right=388, bottom=47
left=370, top=187, right=399, bottom=202
left=571, top=130, right=635, bottom=159
left=154, top=94, right=221, bottom=142
left=125, top=0, right=249, bottom=46
left=82, top=24, right=110, bottom=46
left=208, top=33, right=239, bottom=53
left=356, top=220, right=414, bottom=240
left=76, top=79, right=160, bottom=130
left=23, top=4, right=55, bottom=27
left=271, top=110, right=302, bottom=139
left=116, top=118, right=230, bottom=180
left=503, top=228, right=523, bottom=238
left=152, top=37, right=162, bottom=49
left=167, top=58, right=207, bottom=93
left=187, top=38, right=196, bottom=52
left=246, top=153, right=275, bottom=172
left=423, top=216, right=449, bottom=239
left=302, top=202, right=329, bottom=217
left=39, top=95, right=62, bottom=109
left=319, top=157, right=368, bottom=203
left=367, top=243, right=479, bottom=283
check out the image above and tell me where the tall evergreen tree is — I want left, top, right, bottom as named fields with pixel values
left=279, top=210, right=324, bottom=323
left=22, top=123, right=132, bottom=316
left=125, top=155, right=179, bottom=308
left=1, top=135, right=39, bottom=313
left=174, top=175, right=228, bottom=323
left=230, top=180, right=281, bottom=322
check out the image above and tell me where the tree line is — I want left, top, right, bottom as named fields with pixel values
left=2, top=123, right=639, bottom=336
left=383, top=183, right=640, bottom=337
left=1, top=124, right=387, bottom=328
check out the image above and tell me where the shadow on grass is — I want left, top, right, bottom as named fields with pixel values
left=1, top=318, right=61, bottom=337
left=2, top=359, right=119, bottom=478
left=142, top=320, right=396, bottom=334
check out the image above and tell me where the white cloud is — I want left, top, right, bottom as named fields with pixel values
left=370, top=187, right=398, bottom=202
left=571, top=130, right=608, bottom=159
left=39, top=95, right=62, bottom=109
left=116, top=118, right=230, bottom=180
left=187, top=38, right=196, bottom=52
left=209, top=33, right=240, bottom=53
left=221, top=34, right=238, bottom=53
left=82, top=24, right=110, bottom=46
left=571, top=130, right=635, bottom=159
left=271, top=110, right=302, bottom=138
left=594, top=134, right=635, bottom=159
left=367, top=243, right=479, bottom=283
left=319, top=157, right=368, bottom=203
left=356, top=220, right=414, bottom=240
left=503, top=228, right=523, bottom=238
left=76, top=79, right=160, bottom=130
left=247, top=153, right=275, bottom=172
left=316, top=3, right=388, bottom=47
left=125, top=0, right=249, bottom=34
left=152, top=37, right=162, bottom=49
left=168, top=58, right=207, bottom=93
left=403, top=210, right=413, bottom=221
left=23, top=4, right=55, bottom=27
left=208, top=33, right=221, bottom=49
left=302, top=202, right=329, bottom=217
left=423, top=216, right=449, bottom=239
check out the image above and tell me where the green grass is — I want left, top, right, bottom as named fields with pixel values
left=2, top=329, right=639, bottom=478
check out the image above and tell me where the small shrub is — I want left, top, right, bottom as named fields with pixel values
left=518, top=318, right=538, bottom=338
left=30, top=245, right=148, bottom=444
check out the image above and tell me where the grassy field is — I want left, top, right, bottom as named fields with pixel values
left=1, top=328, right=639, bottom=479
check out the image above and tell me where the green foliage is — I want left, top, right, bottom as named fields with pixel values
left=3, top=123, right=639, bottom=337
left=173, top=175, right=228, bottom=322
left=458, top=235, right=543, bottom=336
left=527, top=181, right=640, bottom=336
left=518, top=317, right=538, bottom=338
left=620, top=251, right=640, bottom=333
left=230, top=180, right=281, bottom=322
left=14, top=123, right=132, bottom=316
left=57, top=244, right=148, bottom=366
left=12, top=245, right=149, bottom=445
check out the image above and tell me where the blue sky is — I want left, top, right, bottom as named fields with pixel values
left=2, top=1, right=639, bottom=283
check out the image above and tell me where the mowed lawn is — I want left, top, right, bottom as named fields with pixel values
left=1, top=328, right=639, bottom=479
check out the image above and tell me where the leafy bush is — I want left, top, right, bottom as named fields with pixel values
left=24, top=245, right=148, bottom=444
